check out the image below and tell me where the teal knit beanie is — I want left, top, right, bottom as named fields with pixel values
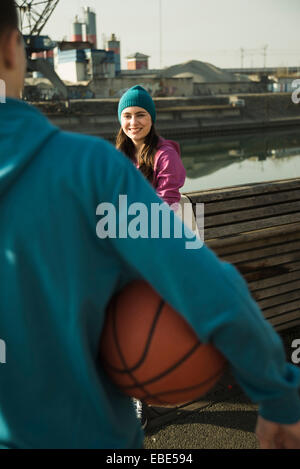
left=118, top=85, right=156, bottom=124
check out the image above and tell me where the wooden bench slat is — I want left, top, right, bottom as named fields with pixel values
left=269, top=311, right=300, bottom=329
left=244, top=260, right=300, bottom=282
left=203, top=213, right=300, bottom=239
left=203, top=189, right=300, bottom=215
left=257, top=289, right=300, bottom=310
left=188, top=178, right=300, bottom=204
left=206, top=222, right=300, bottom=249
left=249, top=270, right=300, bottom=291
left=216, top=239, right=300, bottom=264
left=209, top=229, right=300, bottom=257
left=236, top=251, right=300, bottom=272
left=252, top=279, right=300, bottom=301
left=205, top=200, right=300, bottom=228
left=263, top=299, right=300, bottom=319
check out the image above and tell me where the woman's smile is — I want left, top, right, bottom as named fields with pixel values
left=130, top=128, right=142, bottom=133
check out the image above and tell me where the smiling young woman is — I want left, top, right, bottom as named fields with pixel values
left=116, top=85, right=186, bottom=208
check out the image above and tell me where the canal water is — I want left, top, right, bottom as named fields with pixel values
left=179, top=128, right=300, bottom=194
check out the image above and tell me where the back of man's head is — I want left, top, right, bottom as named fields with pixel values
left=0, top=1, right=26, bottom=99
left=1, top=1, right=18, bottom=38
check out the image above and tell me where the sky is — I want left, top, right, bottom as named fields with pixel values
left=41, top=0, right=300, bottom=70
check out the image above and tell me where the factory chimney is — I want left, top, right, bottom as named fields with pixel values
left=107, top=33, right=121, bottom=74
left=71, top=16, right=83, bottom=42
left=83, top=6, right=97, bottom=49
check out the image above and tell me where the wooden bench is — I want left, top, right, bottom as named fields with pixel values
left=185, top=178, right=300, bottom=332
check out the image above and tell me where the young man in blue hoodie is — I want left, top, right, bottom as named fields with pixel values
left=1, top=0, right=300, bottom=449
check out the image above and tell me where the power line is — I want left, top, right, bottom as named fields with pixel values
left=159, top=0, right=162, bottom=69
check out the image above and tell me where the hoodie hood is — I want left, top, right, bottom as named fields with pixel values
left=156, top=136, right=181, bottom=158
left=154, top=136, right=182, bottom=173
left=0, top=98, right=58, bottom=198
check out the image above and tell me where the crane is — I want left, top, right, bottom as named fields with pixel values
left=16, top=0, right=68, bottom=100
left=16, top=0, right=60, bottom=52
left=17, top=0, right=60, bottom=38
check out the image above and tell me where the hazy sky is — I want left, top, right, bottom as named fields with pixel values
left=41, top=0, right=300, bottom=70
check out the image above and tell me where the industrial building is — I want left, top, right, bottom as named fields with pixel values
left=54, top=47, right=116, bottom=82
left=53, top=7, right=118, bottom=81
left=126, top=52, right=150, bottom=71
left=160, top=60, right=267, bottom=95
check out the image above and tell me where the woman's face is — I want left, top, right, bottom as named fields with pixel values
left=121, top=106, right=152, bottom=145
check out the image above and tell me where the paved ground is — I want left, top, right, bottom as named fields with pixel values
left=143, top=326, right=300, bottom=450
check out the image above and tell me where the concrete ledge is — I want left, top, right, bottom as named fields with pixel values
left=31, top=92, right=300, bottom=140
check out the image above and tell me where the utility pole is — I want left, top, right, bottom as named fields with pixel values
left=159, top=0, right=162, bottom=70
left=263, top=44, right=268, bottom=69
left=240, top=48, right=244, bottom=69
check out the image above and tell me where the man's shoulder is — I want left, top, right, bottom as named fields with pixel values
left=50, top=129, right=114, bottom=154
left=46, top=129, right=127, bottom=169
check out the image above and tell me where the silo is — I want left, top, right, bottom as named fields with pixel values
left=83, top=7, right=97, bottom=49
left=71, top=16, right=83, bottom=42
left=107, top=33, right=121, bottom=73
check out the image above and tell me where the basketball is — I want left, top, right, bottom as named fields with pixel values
left=99, top=280, right=227, bottom=407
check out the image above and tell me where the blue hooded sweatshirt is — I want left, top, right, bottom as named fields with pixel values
left=0, top=98, right=300, bottom=449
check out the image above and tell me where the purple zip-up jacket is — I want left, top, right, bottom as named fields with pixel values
left=135, top=137, right=186, bottom=206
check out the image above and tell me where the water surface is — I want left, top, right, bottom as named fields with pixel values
left=179, top=129, right=300, bottom=193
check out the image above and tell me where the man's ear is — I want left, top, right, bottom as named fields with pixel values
left=1, top=29, right=19, bottom=70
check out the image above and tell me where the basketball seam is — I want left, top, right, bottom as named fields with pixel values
left=121, top=341, right=202, bottom=389
left=111, top=293, right=168, bottom=404
left=113, top=296, right=165, bottom=365
left=121, top=365, right=226, bottom=398
left=146, top=367, right=225, bottom=406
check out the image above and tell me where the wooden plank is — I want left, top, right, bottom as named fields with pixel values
left=206, top=222, right=300, bottom=249
left=243, top=261, right=300, bottom=282
left=257, top=289, right=300, bottom=310
left=248, top=270, right=300, bottom=291
left=263, top=299, right=300, bottom=319
left=210, top=230, right=300, bottom=257
left=217, top=239, right=300, bottom=264
left=235, top=254, right=300, bottom=279
left=275, top=317, right=300, bottom=331
left=203, top=213, right=300, bottom=239
left=252, top=279, right=300, bottom=301
left=203, top=189, right=300, bottom=216
left=236, top=252, right=300, bottom=271
left=187, top=178, right=300, bottom=204
left=267, top=310, right=300, bottom=327
left=205, top=200, right=300, bottom=228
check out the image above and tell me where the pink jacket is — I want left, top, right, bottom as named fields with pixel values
left=136, top=137, right=186, bottom=206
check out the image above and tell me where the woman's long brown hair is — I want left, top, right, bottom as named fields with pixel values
left=116, top=125, right=160, bottom=183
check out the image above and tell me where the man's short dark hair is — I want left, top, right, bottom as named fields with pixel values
left=1, top=0, right=18, bottom=37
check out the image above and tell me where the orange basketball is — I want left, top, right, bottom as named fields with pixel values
left=99, top=280, right=227, bottom=407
